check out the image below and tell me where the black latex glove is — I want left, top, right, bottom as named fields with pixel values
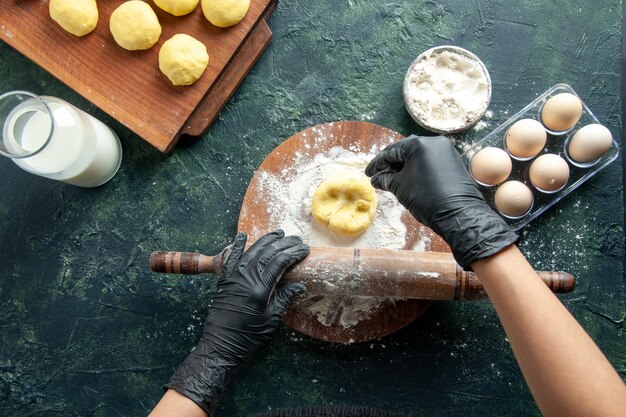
left=166, top=230, right=309, bottom=415
left=365, top=134, right=518, bottom=269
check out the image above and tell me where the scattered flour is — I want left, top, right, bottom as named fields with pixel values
left=299, top=295, right=382, bottom=327
left=257, top=146, right=407, bottom=249
left=255, top=144, right=418, bottom=328
left=473, top=119, right=489, bottom=131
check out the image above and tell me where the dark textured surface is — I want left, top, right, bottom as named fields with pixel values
left=0, top=1, right=623, bottom=416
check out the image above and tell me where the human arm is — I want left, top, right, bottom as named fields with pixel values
left=472, top=245, right=626, bottom=417
left=149, top=230, right=309, bottom=417
left=151, top=389, right=207, bottom=417
left=366, top=135, right=626, bottom=417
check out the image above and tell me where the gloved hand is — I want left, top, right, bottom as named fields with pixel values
left=365, top=135, right=518, bottom=269
left=166, top=230, right=309, bottom=415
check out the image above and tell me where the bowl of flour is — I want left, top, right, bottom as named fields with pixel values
left=403, top=45, right=492, bottom=134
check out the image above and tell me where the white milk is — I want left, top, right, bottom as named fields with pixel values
left=5, top=97, right=122, bottom=187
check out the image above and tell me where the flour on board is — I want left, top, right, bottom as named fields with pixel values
left=255, top=143, right=429, bottom=328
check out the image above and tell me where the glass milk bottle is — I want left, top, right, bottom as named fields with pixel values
left=0, top=91, right=122, bottom=187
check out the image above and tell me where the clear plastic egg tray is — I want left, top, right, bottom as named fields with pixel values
left=461, top=83, right=620, bottom=231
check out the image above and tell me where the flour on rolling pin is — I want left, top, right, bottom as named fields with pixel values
left=255, top=143, right=431, bottom=327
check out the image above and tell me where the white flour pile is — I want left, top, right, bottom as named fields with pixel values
left=258, top=146, right=407, bottom=249
left=255, top=144, right=415, bottom=328
left=297, top=294, right=383, bottom=328
left=405, top=48, right=490, bottom=132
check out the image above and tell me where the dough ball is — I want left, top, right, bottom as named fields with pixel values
left=201, top=0, right=250, bottom=27
left=311, top=177, right=378, bottom=236
left=110, top=1, right=162, bottom=51
left=49, top=0, right=98, bottom=37
left=159, top=34, right=209, bottom=86
left=154, top=0, right=200, bottom=16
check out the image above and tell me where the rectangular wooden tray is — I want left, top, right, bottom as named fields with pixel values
left=0, top=0, right=275, bottom=154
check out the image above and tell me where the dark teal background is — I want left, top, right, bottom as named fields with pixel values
left=0, top=1, right=624, bottom=416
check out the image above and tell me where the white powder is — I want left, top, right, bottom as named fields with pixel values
left=254, top=144, right=417, bottom=328
left=298, top=295, right=383, bottom=327
left=473, top=120, right=489, bottom=131
left=258, top=146, right=407, bottom=249
left=405, top=48, right=490, bottom=132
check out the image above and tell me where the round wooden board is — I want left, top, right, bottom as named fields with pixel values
left=238, top=121, right=451, bottom=344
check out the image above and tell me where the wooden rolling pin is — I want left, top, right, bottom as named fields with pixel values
left=150, top=247, right=575, bottom=301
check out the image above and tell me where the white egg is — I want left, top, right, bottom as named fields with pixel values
left=495, top=181, right=533, bottom=218
left=470, top=147, right=512, bottom=185
left=529, top=154, right=570, bottom=193
left=506, top=119, right=546, bottom=159
left=568, top=124, right=613, bottom=164
left=541, top=93, right=583, bottom=132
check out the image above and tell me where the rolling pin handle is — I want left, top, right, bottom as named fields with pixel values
left=544, top=271, right=576, bottom=293
left=457, top=270, right=576, bottom=300
left=149, top=251, right=215, bottom=275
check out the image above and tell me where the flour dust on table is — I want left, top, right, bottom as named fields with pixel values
left=256, top=145, right=429, bottom=328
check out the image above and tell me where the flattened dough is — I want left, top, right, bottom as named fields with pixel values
left=49, top=0, right=98, bottom=37
left=201, top=0, right=250, bottom=27
left=159, top=34, right=209, bottom=86
left=311, top=177, right=377, bottom=236
left=154, top=0, right=200, bottom=16
left=109, top=1, right=162, bottom=51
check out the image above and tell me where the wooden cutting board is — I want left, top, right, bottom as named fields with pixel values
left=238, top=121, right=452, bottom=344
left=0, top=0, right=275, bottom=154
